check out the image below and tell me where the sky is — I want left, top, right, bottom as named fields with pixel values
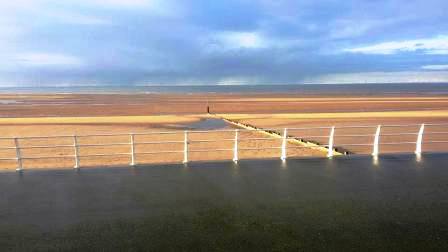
left=0, top=0, right=447, bottom=86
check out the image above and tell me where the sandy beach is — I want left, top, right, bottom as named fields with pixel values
left=1, top=93, right=448, bottom=170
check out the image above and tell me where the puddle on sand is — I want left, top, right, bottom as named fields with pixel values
left=186, top=118, right=233, bottom=130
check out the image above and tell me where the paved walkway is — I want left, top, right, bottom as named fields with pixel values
left=1, top=154, right=448, bottom=250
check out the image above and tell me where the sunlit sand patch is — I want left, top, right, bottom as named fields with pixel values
left=213, top=97, right=448, bottom=102
left=0, top=115, right=204, bottom=125
left=218, top=110, right=448, bottom=120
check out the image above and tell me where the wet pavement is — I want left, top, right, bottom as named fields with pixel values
left=1, top=153, right=448, bottom=250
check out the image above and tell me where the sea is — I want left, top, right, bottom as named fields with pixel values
left=1, top=83, right=448, bottom=95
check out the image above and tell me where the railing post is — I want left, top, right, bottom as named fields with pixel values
left=183, top=130, right=188, bottom=164
left=14, top=138, right=23, bottom=171
left=372, top=125, right=381, bottom=156
left=327, top=126, right=335, bottom=158
left=73, top=135, right=80, bottom=169
left=415, top=123, right=425, bottom=155
left=233, top=129, right=238, bottom=163
left=130, top=133, right=136, bottom=166
left=281, top=128, right=287, bottom=161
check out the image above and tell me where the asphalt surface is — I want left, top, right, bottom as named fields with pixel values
left=1, top=153, right=448, bottom=251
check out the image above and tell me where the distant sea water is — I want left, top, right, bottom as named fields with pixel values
left=1, top=83, right=448, bottom=95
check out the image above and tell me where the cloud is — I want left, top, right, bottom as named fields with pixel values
left=304, top=71, right=448, bottom=84
left=77, top=0, right=155, bottom=8
left=46, top=11, right=111, bottom=25
left=80, top=0, right=182, bottom=17
left=1, top=0, right=448, bottom=86
left=205, top=31, right=304, bottom=52
left=213, top=32, right=267, bottom=49
left=344, top=35, right=448, bottom=55
left=329, top=19, right=385, bottom=39
left=422, top=65, right=448, bottom=70
left=40, top=11, right=112, bottom=25
left=14, top=52, right=84, bottom=67
left=425, top=50, right=448, bottom=55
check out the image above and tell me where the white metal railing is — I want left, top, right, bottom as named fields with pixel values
left=1, top=123, right=448, bottom=171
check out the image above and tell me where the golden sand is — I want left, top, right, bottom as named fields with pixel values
left=0, top=115, right=202, bottom=125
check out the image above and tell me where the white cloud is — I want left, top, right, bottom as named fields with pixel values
left=422, top=65, right=448, bottom=70
left=206, top=31, right=303, bottom=52
left=46, top=11, right=111, bottom=25
left=214, top=32, right=267, bottom=49
left=329, top=19, right=381, bottom=39
left=14, top=52, right=84, bottom=67
left=77, top=0, right=182, bottom=17
left=426, top=50, right=448, bottom=55
left=86, top=0, right=154, bottom=8
left=344, top=35, right=448, bottom=55
left=304, top=71, right=448, bottom=84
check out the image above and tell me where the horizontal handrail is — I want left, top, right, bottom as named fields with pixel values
left=21, top=155, right=75, bottom=160
left=189, top=139, right=234, bottom=143
left=286, top=126, right=333, bottom=130
left=379, top=142, right=416, bottom=145
left=137, top=150, right=184, bottom=155
left=380, top=133, right=419, bottom=136
left=423, top=123, right=448, bottom=127
left=189, top=148, right=233, bottom=153
left=0, top=123, right=447, bottom=140
left=135, top=140, right=185, bottom=144
left=0, top=135, right=74, bottom=140
left=329, top=125, right=377, bottom=129
left=76, top=143, right=130, bottom=147
left=186, top=129, right=237, bottom=133
left=18, top=144, right=75, bottom=149
left=287, top=135, right=328, bottom=138
left=78, top=153, right=131, bottom=157
left=288, top=145, right=328, bottom=149
left=239, top=137, right=281, bottom=141
left=0, top=146, right=18, bottom=150
left=336, top=143, right=374, bottom=146
left=333, top=134, right=375, bottom=137
left=239, top=147, right=282, bottom=151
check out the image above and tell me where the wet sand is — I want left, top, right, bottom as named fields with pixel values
left=2, top=93, right=448, bottom=117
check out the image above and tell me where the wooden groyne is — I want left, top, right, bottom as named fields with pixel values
left=213, top=115, right=346, bottom=156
